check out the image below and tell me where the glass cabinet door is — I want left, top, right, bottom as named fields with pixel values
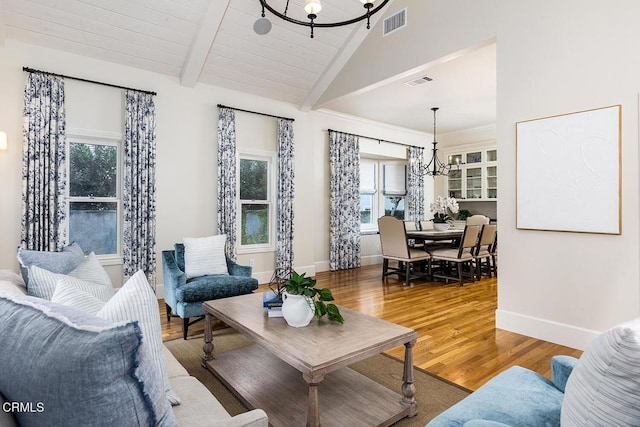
left=486, top=166, right=497, bottom=199
left=466, top=167, right=482, bottom=199
left=447, top=169, right=462, bottom=199
left=466, top=151, right=482, bottom=164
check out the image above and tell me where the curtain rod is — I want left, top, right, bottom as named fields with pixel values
left=22, top=67, right=157, bottom=96
left=217, top=104, right=294, bottom=122
left=327, top=129, right=419, bottom=149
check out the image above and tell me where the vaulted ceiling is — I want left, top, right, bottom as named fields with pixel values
left=0, top=0, right=496, bottom=134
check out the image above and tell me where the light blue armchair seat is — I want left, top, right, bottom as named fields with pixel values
left=162, top=243, right=258, bottom=339
left=427, top=356, right=578, bottom=427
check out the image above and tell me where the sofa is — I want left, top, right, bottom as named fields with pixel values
left=0, top=271, right=268, bottom=427
left=427, top=318, right=640, bottom=427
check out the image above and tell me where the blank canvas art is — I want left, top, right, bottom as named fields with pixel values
left=516, top=105, right=621, bottom=234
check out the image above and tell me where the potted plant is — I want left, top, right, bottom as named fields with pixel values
left=430, top=196, right=460, bottom=230
left=281, top=271, right=344, bottom=327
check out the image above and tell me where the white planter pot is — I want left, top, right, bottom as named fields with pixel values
left=434, top=222, right=450, bottom=231
left=281, top=292, right=314, bottom=328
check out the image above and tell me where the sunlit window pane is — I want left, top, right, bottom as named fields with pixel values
left=240, top=159, right=268, bottom=200
left=241, top=204, right=269, bottom=245
left=360, top=194, right=374, bottom=224
left=384, top=196, right=405, bottom=220
left=69, top=143, right=117, bottom=197
left=69, top=202, right=117, bottom=255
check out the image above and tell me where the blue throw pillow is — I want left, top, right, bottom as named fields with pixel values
left=17, top=242, right=85, bottom=284
left=0, top=294, right=177, bottom=426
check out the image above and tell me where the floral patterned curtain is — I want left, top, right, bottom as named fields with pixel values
left=123, top=90, right=157, bottom=285
left=276, top=118, right=295, bottom=270
left=21, top=72, right=67, bottom=251
left=329, top=131, right=361, bottom=271
left=407, top=146, right=425, bottom=222
left=217, top=107, right=237, bottom=261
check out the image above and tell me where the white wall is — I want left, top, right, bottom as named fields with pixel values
left=321, top=0, right=640, bottom=350
left=0, top=40, right=432, bottom=292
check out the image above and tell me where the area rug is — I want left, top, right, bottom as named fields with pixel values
left=165, top=329, right=469, bottom=426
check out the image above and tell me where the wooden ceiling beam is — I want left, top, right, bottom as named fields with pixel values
left=180, top=0, right=230, bottom=88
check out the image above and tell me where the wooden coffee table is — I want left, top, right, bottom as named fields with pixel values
left=202, top=293, right=418, bottom=427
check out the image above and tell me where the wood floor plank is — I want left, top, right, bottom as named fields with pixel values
left=159, top=264, right=582, bottom=391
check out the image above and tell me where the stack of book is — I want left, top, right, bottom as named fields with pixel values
left=262, top=290, right=283, bottom=317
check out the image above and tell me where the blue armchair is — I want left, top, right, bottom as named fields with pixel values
left=162, top=243, right=258, bottom=339
left=426, top=355, right=578, bottom=427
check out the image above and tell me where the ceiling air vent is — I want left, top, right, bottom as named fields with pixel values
left=405, top=76, right=433, bottom=87
left=383, top=8, right=407, bottom=36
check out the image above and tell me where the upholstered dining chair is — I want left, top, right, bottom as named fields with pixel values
left=429, top=224, right=481, bottom=286
left=473, top=224, right=497, bottom=279
left=378, top=216, right=431, bottom=286
left=466, top=215, right=490, bottom=226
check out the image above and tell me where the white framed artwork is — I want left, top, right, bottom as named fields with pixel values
left=516, top=105, right=621, bottom=234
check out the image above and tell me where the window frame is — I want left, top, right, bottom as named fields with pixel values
left=66, top=129, right=123, bottom=265
left=237, top=149, right=276, bottom=254
left=360, top=158, right=408, bottom=233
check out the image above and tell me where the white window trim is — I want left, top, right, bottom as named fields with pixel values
left=66, top=129, right=123, bottom=263
left=360, top=158, right=408, bottom=233
left=237, top=149, right=276, bottom=254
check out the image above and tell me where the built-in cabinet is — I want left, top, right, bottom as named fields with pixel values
left=444, top=146, right=497, bottom=201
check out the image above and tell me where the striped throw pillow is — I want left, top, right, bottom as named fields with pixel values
left=183, top=235, right=228, bottom=279
left=97, top=271, right=181, bottom=406
left=562, top=317, right=640, bottom=426
left=51, top=279, right=106, bottom=315
left=27, top=253, right=113, bottom=301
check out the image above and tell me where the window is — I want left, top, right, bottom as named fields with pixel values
left=238, top=152, right=275, bottom=252
left=360, top=161, right=377, bottom=230
left=360, top=159, right=407, bottom=232
left=67, top=134, right=121, bottom=259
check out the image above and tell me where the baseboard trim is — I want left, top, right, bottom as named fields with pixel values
left=495, top=309, right=600, bottom=351
left=315, top=256, right=382, bottom=273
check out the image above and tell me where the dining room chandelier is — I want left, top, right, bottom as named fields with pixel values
left=254, top=0, right=391, bottom=38
left=410, top=107, right=461, bottom=178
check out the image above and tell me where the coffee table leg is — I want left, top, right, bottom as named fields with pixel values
left=304, top=373, right=324, bottom=427
left=402, top=339, right=417, bottom=417
left=202, top=312, right=214, bottom=368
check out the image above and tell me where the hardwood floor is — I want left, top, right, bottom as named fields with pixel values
left=159, top=264, right=582, bottom=391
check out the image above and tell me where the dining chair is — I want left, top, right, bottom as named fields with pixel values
left=429, top=224, right=481, bottom=286
left=490, top=235, right=498, bottom=275
left=466, top=215, right=490, bottom=226
left=473, top=224, right=497, bottom=279
left=378, top=216, right=431, bottom=286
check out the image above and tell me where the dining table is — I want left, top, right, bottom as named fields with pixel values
left=405, top=228, right=464, bottom=242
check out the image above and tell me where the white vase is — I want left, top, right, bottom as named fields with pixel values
left=281, top=292, right=314, bottom=328
left=433, top=222, right=450, bottom=231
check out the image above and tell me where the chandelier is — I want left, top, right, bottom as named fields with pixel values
left=410, top=107, right=461, bottom=178
left=254, top=0, right=391, bottom=38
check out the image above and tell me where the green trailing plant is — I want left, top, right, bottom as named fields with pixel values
left=283, top=271, right=344, bottom=324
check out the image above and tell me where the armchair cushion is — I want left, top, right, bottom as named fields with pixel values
left=176, top=275, right=258, bottom=303
left=562, top=317, right=640, bottom=426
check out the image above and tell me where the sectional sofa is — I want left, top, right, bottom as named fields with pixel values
left=0, top=271, right=268, bottom=426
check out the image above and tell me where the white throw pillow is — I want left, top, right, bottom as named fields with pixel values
left=562, top=317, right=640, bottom=426
left=96, top=271, right=181, bottom=406
left=51, top=279, right=106, bottom=316
left=27, top=253, right=113, bottom=301
left=183, top=235, right=229, bottom=279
